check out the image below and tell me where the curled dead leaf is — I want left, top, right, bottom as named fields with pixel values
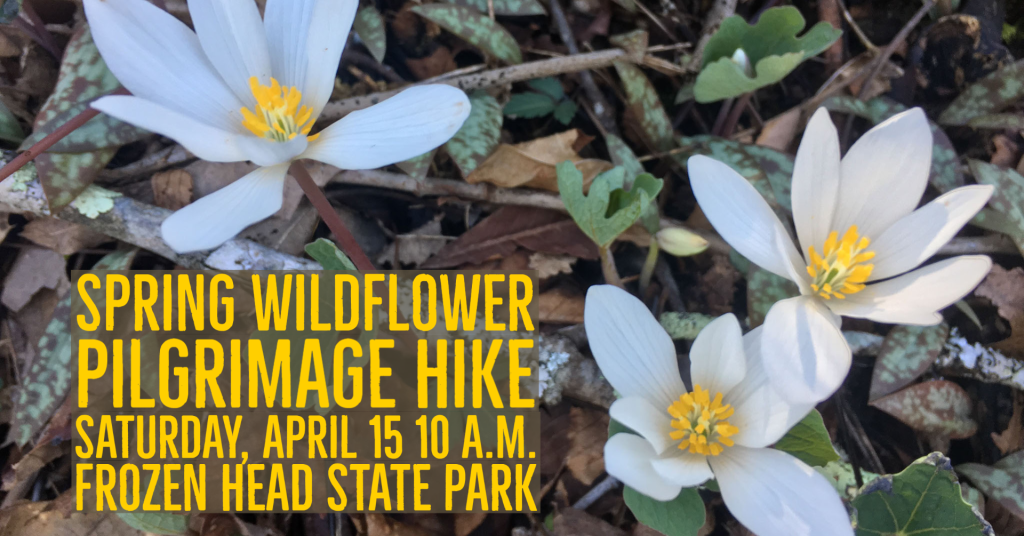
left=466, top=129, right=613, bottom=192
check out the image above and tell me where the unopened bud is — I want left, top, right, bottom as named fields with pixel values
left=656, top=227, right=709, bottom=257
left=731, top=48, right=754, bottom=78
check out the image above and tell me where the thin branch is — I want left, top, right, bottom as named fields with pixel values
left=857, top=0, right=934, bottom=100
left=547, top=0, right=618, bottom=135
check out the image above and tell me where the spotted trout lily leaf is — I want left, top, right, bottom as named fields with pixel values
left=84, top=0, right=471, bottom=253
left=585, top=285, right=852, bottom=536
left=688, top=107, right=993, bottom=403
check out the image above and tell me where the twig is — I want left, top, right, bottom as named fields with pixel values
left=937, top=328, right=1024, bottom=391
left=857, top=0, right=934, bottom=100
left=342, top=49, right=405, bottom=84
left=0, top=88, right=131, bottom=183
left=545, top=0, right=619, bottom=135
left=99, top=145, right=194, bottom=181
left=17, top=2, right=62, bottom=60
left=319, top=49, right=630, bottom=120
left=288, top=161, right=375, bottom=271
left=572, top=476, right=621, bottom=510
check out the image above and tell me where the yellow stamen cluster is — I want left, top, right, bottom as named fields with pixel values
left=667, top=385, right=738, bottom=457
left=806, top=225, right=875, bottom=300
left=240, top=77, right=319, bottom=142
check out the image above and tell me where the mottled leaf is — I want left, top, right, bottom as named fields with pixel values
left=605, top=133, right=645, bottom=181
left=746, top=264, right=799, bottom=327
left=624, top=487, right=706, bottom=536
left=0, top=99, right=24, bottom=143
left=0, top=0, right=20, bottom=24
left=816, top=460, right=881, bottom=500
left=968, top=160, right=1024, bottom=256
left=869, top=324, right=950, bottom=401
left=695, top=7, right=842, bottom=102
left=614, top=61, right=674, bottom=152
left=824, top=95, right=963, bottom=193
left=854, top=452, right=993, bottom=536
left=396, top=149, right=436, bottom=181
left=411, top=4, right=522, bottom=64
left=558, top=163, right=662, bottom=247
left=939, top=59, right=1024, bottom=126
left=659, top=312, right=714, bottom=340
left=609, top=30, right=649, bottom=62
left=8, top=248, right=137, bottom=447
left=678, top=135, right=793, bottom=210
left=35, top=148, right=118, bottom=210
left=967, top=113, right=1024, bottom=129
left=445, top=90, right=502, bottom=176
left=353, top=5, right=387, bottom=63
left=957, top=451, right=1024, bottom=522
left=305, top=238, right=357, bottom=270
left=117, top=513, right=189, bottom=535
left=870, top=380, right=978, bottom=439
left=443, top=0, right=546, bottom=16
left=774, top=409, right=840, bottom=467
left=504, top=92, right=557, bottom=119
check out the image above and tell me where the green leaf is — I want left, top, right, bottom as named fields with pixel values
left=957, top=451, right=1024, bottom=522
left=503, top=92, right=556, bottom=119
left=824, top=95, right=963, bottom=193
left=0, top=99, right=24, bottom=144
left=353, top=5, right=387, bottom=63
left=614, top=61, right=675, bottom=152
left=746, top=264, right=799, bottom=328
left=527, top=77, right=564, bottom=100
left=939, top=59, right=1024, bottom=126
left=552, top=99, right=578, bottom=125
left=816, top=460, right=881, bottom=500
left=558, top=163, right=662, bottom=247
left=659, top=312, right=714, bottom=340
left=695, top=6, right=841, bottom=102
left=442, top=0, right=546, bottom=16
left=869, top=324, right=950, bottom=401
left=445, top=90, right=502, bottom=176
left=411, top=4, right=522, bottom=64
left=9, top=248, right=137, bottom=447
left=967, top=159, right=1024, bottom=256
left=869, top=380, right=978, bottom=439
left=305, top=238, right=357, bottom=270
left=396, top=149, right=436, bottom=181
left=117, top=513, right=189, bottom=535
left=853, top=452, right=993, bottom=536
left=0, top=0, right=21, bottom=24
left=966, top=113, right=1024, bottom=130
left=624, top=487, right=706, bottom=536
left=773, top=410, right=839, bottom=467
left=605, top=133, right=645, bottom=181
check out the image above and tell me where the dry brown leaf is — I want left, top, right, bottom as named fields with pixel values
left=553, top=508, right=627, bottom=536
left=0, top=247, right=69, bottom=312
left=454, top=512, right=488, bottom=536
left=1, top=443, right=63, bottom=492
left=756, top=107, right=802, bottom=152
left=539, top=286, right=585, bottom=324
left=407, top=46, right=458, bottom=80
left=529, top=252, right=576, bottom=280
left=565, top=406, right=609, bottom=485
left=701, top=254, right=741, bottom=315
left=466, top=129, right=613, bottom=192
left=0, top=212, right=12, bottom=243
left=992, top=134, right=1021, bottom=168
left=992, top=394, right=1024, bottom=455
left=361, top=514, right=435, bottom=536
left=20, top=217, right=108, bottom=255
left=378, top=218, right=450, bottom=267
left=187, top=160, right=259, bottom=198
left=151, top=169, right=193, bottom=210
left=241, top=203, right=320, bottom=257
left=976, top=265, right=1024, bottom=321
left=0, top=498, right=145, bottom=536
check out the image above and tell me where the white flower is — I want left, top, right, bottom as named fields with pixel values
left=84, top=0, right=471, bottom=253
left=585, top=285, right=852, bottom=536
left=688, top=107, right=993, bottom=403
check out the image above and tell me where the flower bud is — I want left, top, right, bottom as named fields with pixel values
left=731, top=48, right=754, bottom=78
left=656, top=227, right=709, bottom=257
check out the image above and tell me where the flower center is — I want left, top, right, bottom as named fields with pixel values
left=667, top=385, right=738, bottom=457
left=806, top=225, right=875, bottom=300
left=240, top=77, right=319, bottom=142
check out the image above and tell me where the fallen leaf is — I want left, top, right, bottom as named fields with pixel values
left=701, top=254, right=741, bottom=315
left=565, top=406, right=609, bottom=485
left=186, top=160, right=259, bottom=198
left=992, top=394, right=1024, bottom=455
left=241, top=203, right=320, bottom=257
left=0, top=497, right=146, bottom=536
left=20, top=217, right=108, bottom=255
left=454, top=513, right=488, bottom=536
left=539, top=286, right=585, bottom=324
left=378, top=218, right=450, bottom=267
left=406, top=46, right=458, bottom=80
left=151, top=169, right=193, bottom=210
left=958, top=450, right=1024, bottom=524
left=466, top=129, right=613, bottom=192
left=870, top=380, right=978, bottom=439
left=976, top=265, right=1024, bottom=321
left=528, top=252, right=576, bottom=280
left=422, top=206, right=598, bottom=269
left=0, top=247, right=69, bottom=312
left=553, top=508, right=627, bottom=536
left=992, top=134, right=1021, bottom=168
left=756, top=107, right=802, bottom=151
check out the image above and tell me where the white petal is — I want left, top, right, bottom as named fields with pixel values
left=650, top=451, right=713, bottom=487
left=189, top=0, right=272, bottom=105
left=762, top=296, right=851, bottom=404
left=83, top=0, right=242, bottom=132
left=831, top=108, right=933, bottom=238
left=303, top=85, right=471, bottom=170
left=726, top=327, right=817, bottom=448
left=711, top=446, right=853, bottom=536
left=92, top=96, right=247, bottom=163
left=791, top=108, right=841, bottom=256
left=828, top=256, right=992, bottom=325
left=605, top=433, right=683, bottom=502
left=688, top=155, right=805, bottom=281
left=264, top=0, right=316, bottom=90
left=609, top=397, right=674, bottom=455
left=302, top=0, right=357, bottom=118
left=869, top=185, right=993, bottom=281
left=161, top=163, right=290, bottom=253
left=238, top=134, right=308, bottom=167
left=689, top=314, right=746, bottom=396
left=583, top=285, right=687, bottom=411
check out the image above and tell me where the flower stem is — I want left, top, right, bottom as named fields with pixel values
left=598, top=245, right=623, bottom=288
left=0, top=87, right=131, bottom=183
left=288, top=161, right=376, bottom=271
left=639, top=242, right=659, bottom=293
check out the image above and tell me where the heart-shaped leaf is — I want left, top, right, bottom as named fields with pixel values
left=558, top=163, right=662, bottom=247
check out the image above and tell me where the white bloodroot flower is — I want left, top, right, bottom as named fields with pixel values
left=84, top=0, right=471, bottom=252
left=688, top=107, right=993, bottom=403
left=585, top=285, right=852, bottom=536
